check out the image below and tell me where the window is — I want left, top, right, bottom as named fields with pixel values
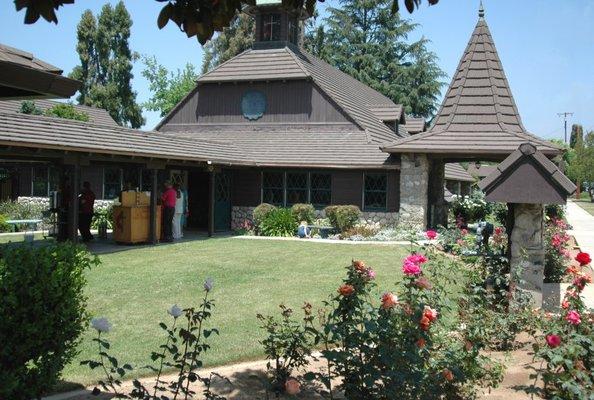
left=262, top=172, right=284, bottom=206
left=261, top=13, right=281, bottom=41
left=310, top=173, right=331, bottom=206
left=286, top=172, right=308, bottom=205
left=364, top=173, right=388, bottom=211
left=32, top=166, right=49, bottom=196
left=141, top=169, right=153, bottom=192
left=103, top=167, right=122, bottom=200
left=123, top=168, right=140, bottom=191
left=288, top=17, right=299, bottom=44
left=261, top=171, right=332, bottom=208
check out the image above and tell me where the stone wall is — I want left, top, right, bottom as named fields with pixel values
left=231, top=206, right=399, bottom=230
left=17, top=196, right=114, bottom=210
left=510, top=203, right=545, bottom=306
left=398, top=154, right=429, bottom=229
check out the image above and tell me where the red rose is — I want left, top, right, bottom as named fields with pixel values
left=545, top=334, right=561, bottom=348
left=575, top=252, right=592, bottom=266
left=426, top=230, right=438, bottom=240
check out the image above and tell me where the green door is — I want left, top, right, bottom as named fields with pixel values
left=214, top=171, right=231, bottom=232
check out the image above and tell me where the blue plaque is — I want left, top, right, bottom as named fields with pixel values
left=241, top=90, right=266, bottom=120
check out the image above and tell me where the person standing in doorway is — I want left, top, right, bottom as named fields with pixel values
left=78, top=181, right=95, bottom=242
left=172, top=184, right=185, bottom=239
left=161, top=181, right=176, bottom=242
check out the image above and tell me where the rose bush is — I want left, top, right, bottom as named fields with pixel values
left=544, top=217, right=572, bottom=283
left=283, top=255, right=506, bottom=399
left=534, top=252, right=593, bottom=399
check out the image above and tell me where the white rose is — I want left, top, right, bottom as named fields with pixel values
left=168, top=304, right=183, bottom=318
left=91, top=317, right=112, bottom=333
left=204, top=277, right=214, bottom=292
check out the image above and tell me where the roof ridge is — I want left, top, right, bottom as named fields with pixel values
left=284, top=46, right=311, bottom=78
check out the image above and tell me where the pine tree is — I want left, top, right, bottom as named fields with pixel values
left=70, top=2, right=144, bottom=128
left=201, top=13, right=254, bottom=73
left=315, top=0, right=444, bottom=118
left=570, top=124, right=584, bottom=149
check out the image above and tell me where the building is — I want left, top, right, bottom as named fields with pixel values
left=0, top=1, right=553, bottom=240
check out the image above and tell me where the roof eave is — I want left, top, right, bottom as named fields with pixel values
left=0, top=61, right=81, bottom=99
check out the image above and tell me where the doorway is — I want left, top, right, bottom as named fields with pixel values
left=187, top=169, right=209, bottom=230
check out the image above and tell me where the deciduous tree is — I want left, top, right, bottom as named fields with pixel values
left=69, top=2, right=144, bottom=128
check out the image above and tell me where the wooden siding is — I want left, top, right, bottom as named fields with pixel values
left=18, top=166, right=31, bottom=196
left=230, top=168, right=400, bottom=212
left=164, top=81, right=354, bottom=126
left=232, top=169, right=261, bottom=207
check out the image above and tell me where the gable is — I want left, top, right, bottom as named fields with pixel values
left=158, top=80, right=359, bottom=131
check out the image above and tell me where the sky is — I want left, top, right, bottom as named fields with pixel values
left=1, top=0, right=593, bottom=140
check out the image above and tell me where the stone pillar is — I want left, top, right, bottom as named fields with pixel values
left=427, top=160, right=447, bottom=228
left=510, top=203, right=545, bottom=306
left=399, top=154, right=429, bottom=229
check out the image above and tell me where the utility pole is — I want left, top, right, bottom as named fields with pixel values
left=557, top=112, right=574, bottom=144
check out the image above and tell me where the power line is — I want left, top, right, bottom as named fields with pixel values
left=557, top=112, right=574, bottom=144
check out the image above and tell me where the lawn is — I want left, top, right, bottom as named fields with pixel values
left=57, top=237, right=466, bottom=389
left=575, top=198, right=594, bottom=216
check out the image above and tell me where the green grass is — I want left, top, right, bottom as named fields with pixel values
left=57, top=237, right=465, bottom=389
left=575, top=198, right=594, bottom=216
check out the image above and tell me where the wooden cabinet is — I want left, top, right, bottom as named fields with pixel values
left=112, top=206, right=161, bottom=244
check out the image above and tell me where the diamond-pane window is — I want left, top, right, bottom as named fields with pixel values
left=364, top=173, right=387, bottom=211
left=286, top=172, right=308, bottom=205
left=262, top=172, right=284, bottom=206
left=32, top=166, right=48, bottom=197
left=310, top=173, right=331, bottom=207
left=104, top=167, right=122, bottom=200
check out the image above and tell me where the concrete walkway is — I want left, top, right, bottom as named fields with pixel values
left=566, top=200, right=594, bottom=256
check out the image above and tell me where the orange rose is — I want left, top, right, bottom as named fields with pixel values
left=381, top=292, right=399, bottom=309
left=464, top=340, right=473, bottom=351
left=442, top=368, right=454, bottom=381
left=419, top=316, right=431, bottom=331
left=285, top=378, right=301, bottom=395
left=353, top=260, right=366, bottom=272
left=416, top=338, right=426, bottom=348
left=338, top=284, right=355, bottom=297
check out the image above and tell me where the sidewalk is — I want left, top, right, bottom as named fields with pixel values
left=566, top=200, right=594, bottom=256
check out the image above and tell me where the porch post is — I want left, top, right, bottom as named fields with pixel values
left=208, top=170, right=215, bottom=237
left=149, top=168, right=158, bottom=244
left=427, top=159, right=447, bottom=229
left=68, top=163, right=80, bottom=242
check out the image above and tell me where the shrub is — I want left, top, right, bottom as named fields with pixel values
left=257, top=304, right=314, bottom=395
left=259, top=208, right=297, bottom=237
left=342, top=224, right=378, bottom=239
left=450, top=191, right=492, bottom=224
left=44, top=103, right=90, bottom=122
left=545, top=204, right=565, bottom=220
left=492, top=202, right=508, bottom=226
left=533, top=252, right=593, bottom=399
left=544, top=218, right=572, bottom=283
left=253, top=203, right=277, bottom=229
left=91, top=204, right=114, bottom=230
left=0, top=214, right=11, bottom=233
left=290, top=203, right=315, bottom=224
left=19, top=100, right=43, bottom=115
left=324, top=205, right=361, bottom=232
left=300, top=256, right=505, bottom=399
left=0, top=199, right=45, bottom=220
left=0, top=243, right=98, bottom=399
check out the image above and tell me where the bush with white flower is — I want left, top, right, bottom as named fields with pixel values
left=82, top=277, right=226, bottom=400
left=450, top=191, right=492, bottom=224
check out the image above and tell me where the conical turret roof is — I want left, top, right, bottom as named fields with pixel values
left=381, top=5, right=560, bottom=157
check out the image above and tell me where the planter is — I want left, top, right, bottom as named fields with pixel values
left=98, top=221, right=108, bottom=239
left=542, top=282, right=571, bottom=311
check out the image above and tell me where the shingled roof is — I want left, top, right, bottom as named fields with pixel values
left=190, top=45, right=404, bottom=144
left=381, top=6, right=561, bottom=157
left=0, top=43, right=80, bottom=99
left=0, top=112, right=249, bottom=164
left=0, top=99, right=118, bottom=126
left=478, top=143, right=576, bottom=204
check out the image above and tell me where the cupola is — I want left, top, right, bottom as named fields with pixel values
left=245, top=0, right=310, bottom=49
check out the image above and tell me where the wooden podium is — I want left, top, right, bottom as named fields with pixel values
left=113, top=191, right=161, bottom=244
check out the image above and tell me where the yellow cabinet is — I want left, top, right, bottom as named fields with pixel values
left=112, top=206, right=161, bottom=244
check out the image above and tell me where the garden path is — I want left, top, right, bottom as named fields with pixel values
left=567, top=200, right=594, bottom=257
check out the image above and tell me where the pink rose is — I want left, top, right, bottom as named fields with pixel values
left=414, top=277, right=433, bottom=290
left=402, top=260, right=422, bottom=276
left=405, top=254, right=428, bottom=265
left=285, top=378, right=301, bottom=395
left=426, top=230, right=438, bottom=240
left=423, top=305, right=438, bottom=322
left=367, top=268, right=376, bottom=280
left=545, top=334, right=561, bottom=348
left=566, top=310, right=581, bottom=325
